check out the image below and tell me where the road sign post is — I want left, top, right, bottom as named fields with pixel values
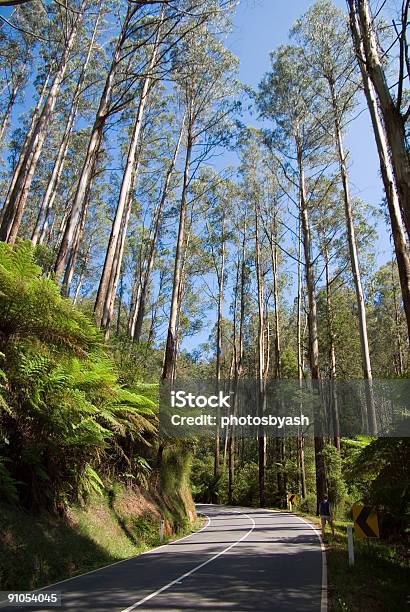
left=347, top=525, right=355, bottom=567
left=159, top=519, right=165, bottom=543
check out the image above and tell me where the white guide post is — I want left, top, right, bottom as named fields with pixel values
left=347, top=525, right=355, bottom=566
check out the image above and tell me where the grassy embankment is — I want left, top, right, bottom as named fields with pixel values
left=297, top=511, right=408, bottom=612
left=0, top=482, right=200, bottom=592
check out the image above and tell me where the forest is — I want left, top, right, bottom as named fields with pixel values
left=0, top=0, right=409, bottom=606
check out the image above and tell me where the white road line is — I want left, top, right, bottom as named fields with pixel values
left=290, top=514, right=328, bottom=612
left=120, top=509, right=256, bottom=612
left=260, top=507, right=327, bottom=612
left=0, top=514, right=212, bottom=610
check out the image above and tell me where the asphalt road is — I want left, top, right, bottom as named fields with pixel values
left=0, top=504, right=326, bottom=612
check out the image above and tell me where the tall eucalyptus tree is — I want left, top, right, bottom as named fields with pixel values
left=258, top=44, right=331, bottom=509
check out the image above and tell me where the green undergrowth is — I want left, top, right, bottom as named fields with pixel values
left=158, top=444, right=196, bottom=531
left=296, top=511, right=409, bottom=612
left=0, top=484, right=199, bottom=592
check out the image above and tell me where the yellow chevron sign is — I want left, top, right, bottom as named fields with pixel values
left=288, top=494, right=297, bottom=505
left=352, top=503, right=379, bottom=539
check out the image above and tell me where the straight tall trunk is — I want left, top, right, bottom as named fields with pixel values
left=1, top=66, right=51, bottom=222
left=129, top=114, right=184, bottom=341
left=102, top=188, right=134, bottom=334
left=62, top=181, right=91, bottom=295
left=228, top=255, right=240, bottom=504
left=73, top=239, right=92, bottom=304
left=329, top=80, right=372, bottom=378
left=391, top=262, right=404, bottom=375
left=298, top=436, right=307, bottom=498
left=349, top=7, right=410, bottom=344
left=228, top=229, right=246, bottom=504
left=213, top=215, right=225, bottom=485
left=324, top=244, right=341, bottom=451
left=271, top=216, right=281, bottom=378
left=162, top=114, right=193, bottom=380
left=148, top=270, right=165, bottom=346
left=0, top=82, right=19, bottom=146
left=297, top=217, right=303, bottom=380
left=32, top=7, right=101, bottom=245
left=297, top=140, right=326, bottom=512
left=329, top=80, right=376, bottom=433
left=55, top=4, right=134, bottom=278
left=255, top=200, right=267, bottom=507
left=0, top=2, right=87, bottom=244
left=94, top=25, right=161, bottom=325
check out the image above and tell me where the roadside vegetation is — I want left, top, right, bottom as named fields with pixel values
left=296, top=512, right=409, bottom=611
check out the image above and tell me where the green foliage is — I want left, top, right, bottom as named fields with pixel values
left=322, top=443, right=348, bottom=518
left=345, top=438, right=410, bottom=535
left=325, top=516, right=408, bottom=612
left=232, top=461, right=259, bottom=506
left=0, top=242, right=156, bottom=510
left=299, top=492, right=317, bottom=515
left=159, top=442, right=196, bottom=530
left=191, top=454, right=226, bottom=504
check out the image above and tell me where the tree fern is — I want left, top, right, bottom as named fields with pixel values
left=0, top=242, right=158, bottom=511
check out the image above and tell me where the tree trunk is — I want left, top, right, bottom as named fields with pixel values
left=94, top=24, right=161, bottom=326
left=32, top=7, right=101, bottom=246
left=255, top=199, right=267, bottom=508
left=353, top=0, right=410, bottom=240
left=391, top=261, right=405, bottom=375
left=1, top=66, right=51, bottom=224
left=0, top=2, right=87, bottom=244
left=130, top=114, right=185, bottom=341
left=213, top=214, right=225, bottom=490
left=162, top=114, right=193, bottom=380
left=349, top=7, right=410, bottom=344
left=102, top=187, right=134, bottom=335
left=324, top=244, right=341, bottom=451
left=62, top=179, right=92, bottom=295
left=0, top=83, right=19, bottom=146
left=329, top=80, right=376, bottom=433
left=228, top=229, right=246, bottom=504
left=73, top=239, right=92, bottom=305
left=297, top=217, right=304, bottom=380
left=116, top=269, right=124, bottom=336
left=297, top=140, right=326, bottom=513
left=265, top=207, right=281, bottom=378
left=55, top=5, right=133, bottom=278
left=147, top=270, right=165, bottom=346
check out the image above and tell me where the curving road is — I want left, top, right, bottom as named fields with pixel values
left=0, top=504, right=326, bottom=612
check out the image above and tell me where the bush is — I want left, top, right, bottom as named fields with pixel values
left=299, top=492, right=317, bottom=515
left=0, top=242, right=156, bottom=511
left=233, top=461, right=259, bottom=506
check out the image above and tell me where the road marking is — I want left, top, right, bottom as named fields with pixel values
left=291, top=513, right=328, bottom=612
left=261, top=507, right=327, bottom=612
left=120, top=509, right=256, bottom=612
left=0, top=514, right=212, bottom=610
